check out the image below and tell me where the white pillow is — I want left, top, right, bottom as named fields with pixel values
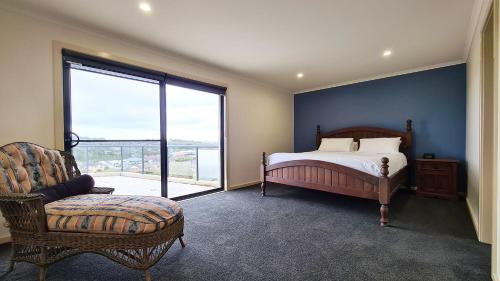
left=358, top=137, right=401, bottom=154
left=318, top=138, right=353, bottom=152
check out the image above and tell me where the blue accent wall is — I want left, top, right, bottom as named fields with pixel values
left=294, top=64, right=466, bottom=191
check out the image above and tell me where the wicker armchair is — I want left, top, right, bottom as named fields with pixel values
left=0, top=142, right=185, bottom=281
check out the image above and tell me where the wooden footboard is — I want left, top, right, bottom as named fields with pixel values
left=263, top=159, right=382, bottom=200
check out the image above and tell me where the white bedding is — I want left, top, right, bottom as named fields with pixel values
left=267, top=151, right=407, bottom=177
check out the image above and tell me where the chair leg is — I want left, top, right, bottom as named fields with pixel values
left=1, top=243, right=15, bottom=277
left=39, top=246, right=48, bottom=281
left=6, top=260, right=14, bottom=273
left=0, top=260, right=14, bottom=278
left=39, top=266, right=47, bottom=281
left=144, top=269, right=152, bottom=281
left=179, top=236, right=186, bottom=248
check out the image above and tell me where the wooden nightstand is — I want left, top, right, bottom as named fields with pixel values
left=416, top=158, right=459, bottom=199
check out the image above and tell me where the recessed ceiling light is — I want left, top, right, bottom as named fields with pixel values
left=297, top=73, right=304, bottom=78
left=383, top=50, right=392, bottom=57
left=139, top=2, right=152, bottom=12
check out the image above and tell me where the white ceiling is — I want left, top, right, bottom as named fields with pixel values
left=3, top=0, right=476, bottom=92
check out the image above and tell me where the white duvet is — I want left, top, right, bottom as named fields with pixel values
left=267, top=151, right=407, bottom=177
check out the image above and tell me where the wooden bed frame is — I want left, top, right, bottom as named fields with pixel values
left=260, top=120, right=413, bottom=226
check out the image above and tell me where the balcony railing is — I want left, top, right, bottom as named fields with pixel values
left=72, top=142, right=219, bottom=182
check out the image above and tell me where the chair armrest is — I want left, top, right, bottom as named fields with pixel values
left=0, top=193, right=47, bottom=232
left=89, top=187, right=115, bottom=194
left=0, top=192, right=44, bottom=202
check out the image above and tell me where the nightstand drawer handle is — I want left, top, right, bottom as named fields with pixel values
left=421, top=164, right=448, bottom=171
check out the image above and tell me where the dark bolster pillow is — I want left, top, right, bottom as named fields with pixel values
left=34, top=174, right=95, bottom=204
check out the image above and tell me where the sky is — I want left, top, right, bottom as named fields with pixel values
left=71, top=69, right=220, bottom=143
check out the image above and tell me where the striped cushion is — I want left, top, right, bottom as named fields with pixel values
left=45, top=194, right=183, bottom=235
left=0, top=143, right=68, bottom=193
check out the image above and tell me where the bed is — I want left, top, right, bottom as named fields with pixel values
left=260, top=120, right=413, bottom=226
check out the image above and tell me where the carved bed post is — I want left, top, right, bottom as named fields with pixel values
left=405, top=119, right=413, bottom=187
left=316, top=125, right=321, bottom=149
left=379, top=157, right=390, bottom=226
left=261, top=152, right=267, bottom=196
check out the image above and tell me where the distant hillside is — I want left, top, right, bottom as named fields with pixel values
left=77, top=138, right=217, bottom=147
left=167, top=139, right=217, bottom=146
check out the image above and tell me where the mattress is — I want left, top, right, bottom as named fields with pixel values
left=267, top=151, right=407, bottom=177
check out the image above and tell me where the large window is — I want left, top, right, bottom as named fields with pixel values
left=63, top=50, right=225, bottom=199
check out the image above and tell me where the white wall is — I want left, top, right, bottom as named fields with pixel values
left=493, top=0, right=500, bottom=278
left=0, top=7, right=293, bottom=239
left=466, top=28, right=481, bottom=233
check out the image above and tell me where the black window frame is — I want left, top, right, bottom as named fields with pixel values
left=62, top=49, right=226, bottom=200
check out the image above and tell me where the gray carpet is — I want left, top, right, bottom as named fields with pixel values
left=0, top=184, right=491, bottom=281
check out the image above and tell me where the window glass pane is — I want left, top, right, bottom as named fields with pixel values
left=166, top=85, right=220, bottom=143
left=166, top=85, right=221, bottom=197
left=70, top=68, right=162, bottom=197
left=70, top=69, right=160, bottom=140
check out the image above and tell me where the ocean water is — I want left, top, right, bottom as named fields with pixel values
left=198, top=149, right=220, bottom=181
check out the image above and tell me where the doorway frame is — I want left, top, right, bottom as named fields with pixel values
left=479, top=5, right=495, bottom=244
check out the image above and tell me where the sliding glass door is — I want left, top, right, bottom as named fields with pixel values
left=63, top=49, right=225, bottom=199
left=166, top=85, right=222, bottom=198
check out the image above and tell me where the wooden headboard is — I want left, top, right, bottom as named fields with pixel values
left=315, top=119, right=413, bottom=157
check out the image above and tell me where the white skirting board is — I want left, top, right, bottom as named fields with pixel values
left=0, top=234, right=11, bottom=244
left=228, top=180, right=261, bottom=190
left=466, top=197, right=480, bottom=240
